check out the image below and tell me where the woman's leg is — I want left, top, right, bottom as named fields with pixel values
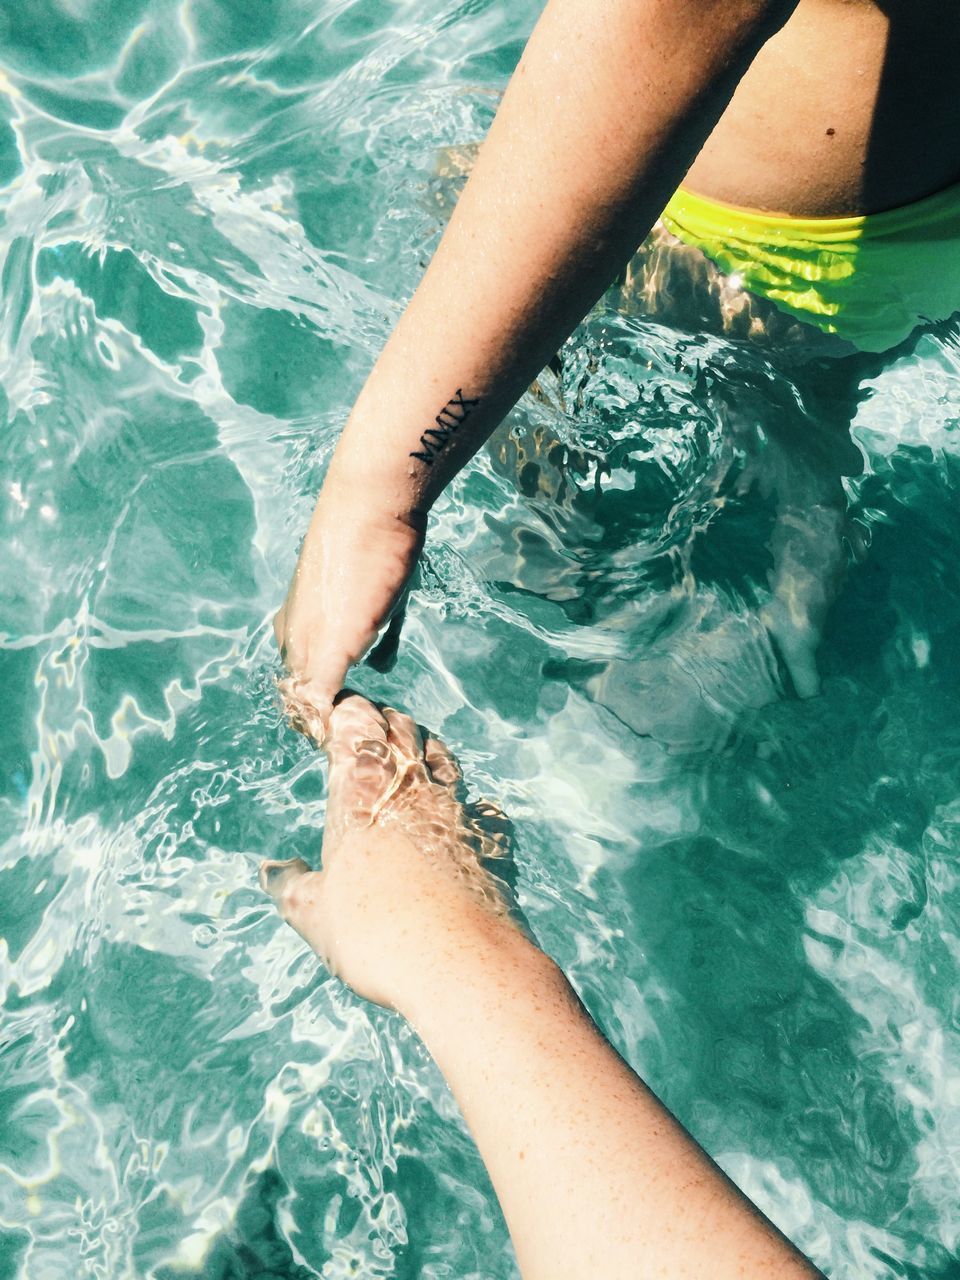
left=261, top=693, right=824, bottom=1280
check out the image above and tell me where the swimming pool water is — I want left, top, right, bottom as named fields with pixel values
left=3, top=3, right=960, bottom=1277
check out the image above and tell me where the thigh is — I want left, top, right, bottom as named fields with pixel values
left=616, top=222, right=856, bottom=358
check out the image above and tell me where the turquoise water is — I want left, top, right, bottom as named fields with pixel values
left=3, top=2, right=960, bottom=1276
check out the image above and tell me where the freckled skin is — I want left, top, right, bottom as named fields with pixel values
left=261, top=693, right=513, bottom=1008
left=265, top=2, right=950, bottom=1266
left=261, top=694, right=822, bottom=1279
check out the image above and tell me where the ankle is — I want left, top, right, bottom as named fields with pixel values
left=396, top=916, right=550, bottom=1027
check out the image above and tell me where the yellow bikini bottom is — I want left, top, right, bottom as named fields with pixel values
left=661, top=180, right=960, bottom=352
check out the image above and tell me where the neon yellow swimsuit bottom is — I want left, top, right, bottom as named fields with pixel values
left=661, top=181, right=960, bottom=352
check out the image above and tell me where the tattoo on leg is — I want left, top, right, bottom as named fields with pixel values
left=409, top=389, right=481, bottom=466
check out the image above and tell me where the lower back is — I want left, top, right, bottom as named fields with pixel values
left=684, top=0, right=960, bottom=217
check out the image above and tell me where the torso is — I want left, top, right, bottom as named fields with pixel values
left=684, top=0, right=960, bottom=217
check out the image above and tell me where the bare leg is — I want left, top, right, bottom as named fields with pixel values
left=261, top=693, right=823, bottom=1280
left=760, top=456, right=848, bottom=699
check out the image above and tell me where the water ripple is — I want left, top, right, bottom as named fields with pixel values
left=3, top=2, right=960, bottom=1277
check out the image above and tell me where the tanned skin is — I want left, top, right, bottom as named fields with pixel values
left=261, top=694, right=825, bottom=1279
left=275, top=0, right=960, bottom=734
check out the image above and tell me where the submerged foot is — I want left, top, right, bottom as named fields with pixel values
left=587, top=596, right=793, bottom=752
left=260, top=693, right=515, bottom=1009
left=761, top=597, right=823, bottom=700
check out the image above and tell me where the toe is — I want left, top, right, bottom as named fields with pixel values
left=326, top=692, right=397, bottom=816
left=327, top=692, right=391, bottom=762
left=469, top=799, right=511, bottom=858
left=328, top=690, right=388, bottom=740
left=423, top=735, right=462, bottom=789
left=383, top=707, right=424, bottom=762
left=259, top=857, right=311, bottom=902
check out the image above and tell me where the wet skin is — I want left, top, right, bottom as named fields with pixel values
left=275, top=0, right=958, bottom=732
left=259, top=693, right=822, bottom=1280
left=260, top=693, right=513, bottom=1010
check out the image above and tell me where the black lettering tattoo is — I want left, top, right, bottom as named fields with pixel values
left=422, top=427, right=452, bottom=446
left=408, top=388, right=481, bottom=466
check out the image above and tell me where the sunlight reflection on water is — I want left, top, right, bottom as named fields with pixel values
left=2, top=3, right=960, bottom=1278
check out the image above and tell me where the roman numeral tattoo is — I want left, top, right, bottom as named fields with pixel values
left=409, top=388, right=481, bottom=466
